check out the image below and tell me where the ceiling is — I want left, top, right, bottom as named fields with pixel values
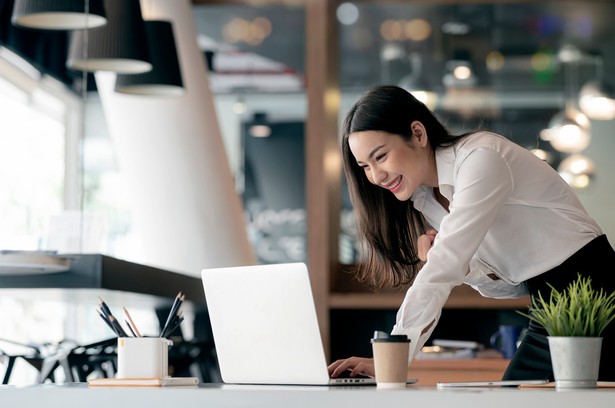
left=191, top=0, right=615, bottom=158
left=192, top=1, right=615, bottom=91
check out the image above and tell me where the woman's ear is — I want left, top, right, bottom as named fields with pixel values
left=411, top=121, right=428, bottom=147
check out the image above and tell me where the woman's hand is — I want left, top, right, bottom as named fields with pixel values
left=417, top=229, right=437, bottom=262
left=328, top=357, right=375, bottom=378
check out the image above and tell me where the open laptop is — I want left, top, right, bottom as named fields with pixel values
left=201, top=262, right=394, bottom=386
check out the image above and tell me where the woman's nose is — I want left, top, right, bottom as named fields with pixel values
left=370, top=167, right=386, bottom=184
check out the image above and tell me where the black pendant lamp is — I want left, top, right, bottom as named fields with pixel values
left=11, top=0, right=107, bottom=30
left=66, top=0, right=152, bottom=74
left=114, top=20, right=184, bottom=96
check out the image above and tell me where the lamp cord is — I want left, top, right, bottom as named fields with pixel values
left=78, top=0, right=91, bottom=254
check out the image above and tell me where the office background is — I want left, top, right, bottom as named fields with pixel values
left=1, top=0, right=615, bottom=384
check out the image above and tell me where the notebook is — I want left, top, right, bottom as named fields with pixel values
left=201, top=262, right=401, bottom=386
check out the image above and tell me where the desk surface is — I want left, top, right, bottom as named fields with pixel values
left=1, top=383, right=614, bottom=408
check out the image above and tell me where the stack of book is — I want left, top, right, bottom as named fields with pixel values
left=88, top=377, right=198, bottom=387
left=416, top=339, right=483, bottom=359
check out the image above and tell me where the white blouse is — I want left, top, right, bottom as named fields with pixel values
left=390, top=131, right=602, bottom=361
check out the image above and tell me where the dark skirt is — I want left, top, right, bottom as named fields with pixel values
left=502, top=234, right=615, bottom=381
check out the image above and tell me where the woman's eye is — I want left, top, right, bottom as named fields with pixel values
left=375, top=153, right=386, bottom=162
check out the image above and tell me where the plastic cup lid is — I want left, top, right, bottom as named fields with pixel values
left=370, top=330, right=411, bottom=343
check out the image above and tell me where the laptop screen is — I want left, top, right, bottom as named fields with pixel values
left=201, top=262, right=334, bottom=385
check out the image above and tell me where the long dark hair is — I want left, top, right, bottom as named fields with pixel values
left=341, top=85, right=466, bottom=290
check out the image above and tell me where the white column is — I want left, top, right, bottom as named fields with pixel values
left=95, top=0, right=255, bottom=276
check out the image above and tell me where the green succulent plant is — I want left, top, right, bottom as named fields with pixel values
left=518, top=274, right=615, bottom=337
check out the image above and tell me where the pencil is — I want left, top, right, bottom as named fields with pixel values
left=160, top=292, right=183, bottom=337
left=99, top=297, right=112, bottom=316
left=162, top=311, right=184, bottom=338
left=109, top=314, right=128, bottom=337
left=123, top=307, right=142, bottom=337
left=125, top=319, right=137, bottom=337
left=97, top=308, right=119, bottom=336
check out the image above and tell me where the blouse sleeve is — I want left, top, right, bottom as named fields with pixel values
left=391, top=146, right=514, bottom=362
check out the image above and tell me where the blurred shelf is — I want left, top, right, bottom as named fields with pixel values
left=0, top=253, right=205, bottom=308
left=329, top=284, right=530, bottom=310
left=407, top=358, right=510, bottom=386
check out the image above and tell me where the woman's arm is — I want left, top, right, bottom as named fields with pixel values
left=418, top=229, right=437, bottom=262
left=394, top=146, right=515, bottom=360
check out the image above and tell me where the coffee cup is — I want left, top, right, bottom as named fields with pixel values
left=490, top=325, right=522, bottom=359
left=370, top=331, right=411, bottom=389
left=116, top=337, right=173, bottom=379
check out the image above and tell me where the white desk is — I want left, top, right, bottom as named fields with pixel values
left=1, top=383, right=614, bottom=408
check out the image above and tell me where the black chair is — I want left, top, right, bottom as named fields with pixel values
left=65, top=337, right=117, bottom=382
left=0, top=338, right=59, bottom=384
left=1, top=337, right=120, bottom=384
left=167, top=338, right=220, bottom=382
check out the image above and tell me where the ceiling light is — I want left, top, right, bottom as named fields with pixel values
left=404, top=19, right=431, bottom=42
left=233, top=98, right=247, bottom=114
left=530, top=51, right=553, bottom=72
left=441, top=21, right=469, bottom=36
left=557, top=44, right=583, bottom=64
left=453, top=65, right=471, bottom=80
left=11, top=0, right=107, bottom=30
left=114, top=20, right=184, bottom=97
left=380, top=20, right=403, bottom=42
left=249, top=112, right=271, bottom=138
left=66, top=0, right=152, bottom=74
left=336, top=2, right=359, bottom=26
left=577, top=50, right=615, bottom=120
left=485, top=51, right=505, bottom=72
left=380, top=43, right=405, bottom=62
left=545, top=108, right=591, bottom=153
left=579, top=79, right=615, bottom=120
left=443, top=60, right=476, bottom=88
left=558, top=154, right=595, bottom=189
left=442, top=49, right=476, bottom=88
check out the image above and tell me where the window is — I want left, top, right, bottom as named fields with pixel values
left=0, top=73, right=65, bottom=250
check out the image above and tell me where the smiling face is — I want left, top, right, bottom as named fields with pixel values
left=348, top=122, right=437, bottom=201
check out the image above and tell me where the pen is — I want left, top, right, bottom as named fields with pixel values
left=123, top=307, right=142, bottom=337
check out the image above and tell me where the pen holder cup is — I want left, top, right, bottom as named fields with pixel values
left=116, top=337, right=173, bottom=379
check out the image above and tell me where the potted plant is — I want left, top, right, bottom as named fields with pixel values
left=519, top=274, right=615, bottom=389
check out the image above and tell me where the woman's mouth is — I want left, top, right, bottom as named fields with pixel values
left=382, top=176, right=402, bottom=193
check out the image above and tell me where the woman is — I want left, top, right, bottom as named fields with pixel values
left=328, top=85, right=615, bottom=381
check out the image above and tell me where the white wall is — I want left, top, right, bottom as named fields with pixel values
left=95, top=0, right=255, bottom=276
left=575, top=119, right=615, bottom=240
